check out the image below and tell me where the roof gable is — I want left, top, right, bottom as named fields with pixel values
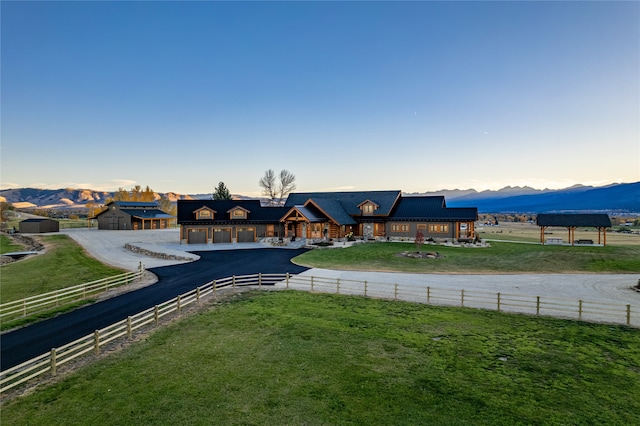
left=305, top=198, right=357, bottom=225
left=280, top=205, right=326, bottom=223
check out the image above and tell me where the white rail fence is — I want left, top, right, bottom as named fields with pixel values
left=282, top=275, right=636, bottom=327
left=0, top=269, right=146, bottom=323
left=1, top=272, right=636, bottom=395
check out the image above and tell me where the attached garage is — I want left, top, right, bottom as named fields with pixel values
left=213, top=228, right=232, bottom=243
left=187, top=230, right=207, bottom=244
left=236, top=227, right=256, bottom=243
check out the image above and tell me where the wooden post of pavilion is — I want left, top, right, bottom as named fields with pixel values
left=540, top=226, right=548, bottom=244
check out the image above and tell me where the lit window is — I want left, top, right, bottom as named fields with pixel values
left=429, top=224, right=449, bottom=233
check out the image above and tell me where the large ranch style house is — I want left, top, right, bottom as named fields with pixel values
left=94, top=201, right=175, bottom=230
left=177, top=190, right=478, bottom=245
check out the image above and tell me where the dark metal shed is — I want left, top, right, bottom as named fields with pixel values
left=19, top=218, right=60, bottom=233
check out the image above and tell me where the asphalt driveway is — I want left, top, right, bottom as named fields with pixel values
left=0, top=248, right=309, bottom=371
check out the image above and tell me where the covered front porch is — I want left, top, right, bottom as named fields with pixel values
left=280, top=206, right=347, bottom=241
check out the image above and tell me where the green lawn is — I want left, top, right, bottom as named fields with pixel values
left=0, top=234, right=24, bottom=254
left=0, top=234, right=124, bottom=303
left=294, top=241, right=640, bottom=273
left=2, top=291, right=638, bottom=425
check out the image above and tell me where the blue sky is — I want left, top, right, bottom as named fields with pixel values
left=1, top=1, right=638, bottom=197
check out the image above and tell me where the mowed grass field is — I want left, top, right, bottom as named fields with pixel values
left=2, top=225, right=639, bottom=423
left=0, top=234, right=124, bottom=303
left=294, top=239, right=640, bottom=273
left=2, top=291, right=639, bottom=425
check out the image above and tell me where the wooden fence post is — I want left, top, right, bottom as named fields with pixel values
left=154, top=305, right=159, bottom=326
left=213, top=280, right=217, bottom=294
left=177, top=295, right=182, bottom=314
left=627, top=305, right=631, bottom=326
left=427, top=286, right=431, bottom=304
left=536, top=296, right=540, bottom=316
left=196, top=287, right=201, bottom=305
left=127, top=316, right=132, bottom=340
left=50, top=348, right=57, bottom=376
left=311, top=276, right=314, bottom=291
left=364, top=281, right=368, bottom=297
left=394, top=284, right=398, bottom=300
left=578, top=300, right=583, bottom=321
left=258, top=273, right=262, bottom=289
left=233, top=276, right=236, bottom=289
left=23, top=300, right=27, bottom=317
left=497, top=292, right=501, bottom=312
left=461, top=290, right=465, bottom=307
left=336, top=278, right=340, bottom=294
left=94, top=330, right=100, bottom=355
left=286, top=273, right=290, bottom=289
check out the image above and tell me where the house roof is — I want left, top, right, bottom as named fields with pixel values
left=281, top=205, right=326, bottom=223
left=536, top=213, right=612, bottom=227
left=390, top=196, right=478, bottom=221
left=120, top=209, right=175, bottom=219
left=285, top=190, right=401, bottom=216
left=177, top=192, right=479, bottom=226
left=20, top=218, right=56, bottom=223
left=109, top=201, right=160, bottom=208
left=177, top=199, right=287, bottom=223
left=307, top=198, right=357, bottom=225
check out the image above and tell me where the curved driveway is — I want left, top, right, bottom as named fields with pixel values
left=1, top=248, right=308, bottom=371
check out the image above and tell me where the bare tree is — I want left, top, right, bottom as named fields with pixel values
left=259, top=169, right=296, bottom=205
left=259, top=169, right=277, bottom=201
left=278, top=169, right=296, bottom=202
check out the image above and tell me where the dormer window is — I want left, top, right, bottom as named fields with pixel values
left=194, top=207, right=215, bottom=220
left=358, top=200, right=379, bottom=215
left=228, top=206, right=250, bottom=220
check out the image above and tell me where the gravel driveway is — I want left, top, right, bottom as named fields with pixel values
left=61, top=228, right=640, bottom=310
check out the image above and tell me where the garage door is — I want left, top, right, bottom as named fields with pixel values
left=237, top=227, right=255, bottom=243
left=213, top=228, right=232, bottom=243
left=187, top=231, right=207, bottom=244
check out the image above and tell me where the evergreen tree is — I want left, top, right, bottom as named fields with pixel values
left=213, top=182, right=232, bottom=200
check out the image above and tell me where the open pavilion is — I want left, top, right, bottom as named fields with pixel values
left=536, top=213, right=612, bottom=246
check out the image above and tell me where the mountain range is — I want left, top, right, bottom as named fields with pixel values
left=1, top=182, right=639, bottom=213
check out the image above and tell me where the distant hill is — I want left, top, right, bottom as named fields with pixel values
left=1, top=182, right=638, bottom=213
left=418, top=182, right=640, bottom=213
left=0, top=188, right=200, bottom=210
